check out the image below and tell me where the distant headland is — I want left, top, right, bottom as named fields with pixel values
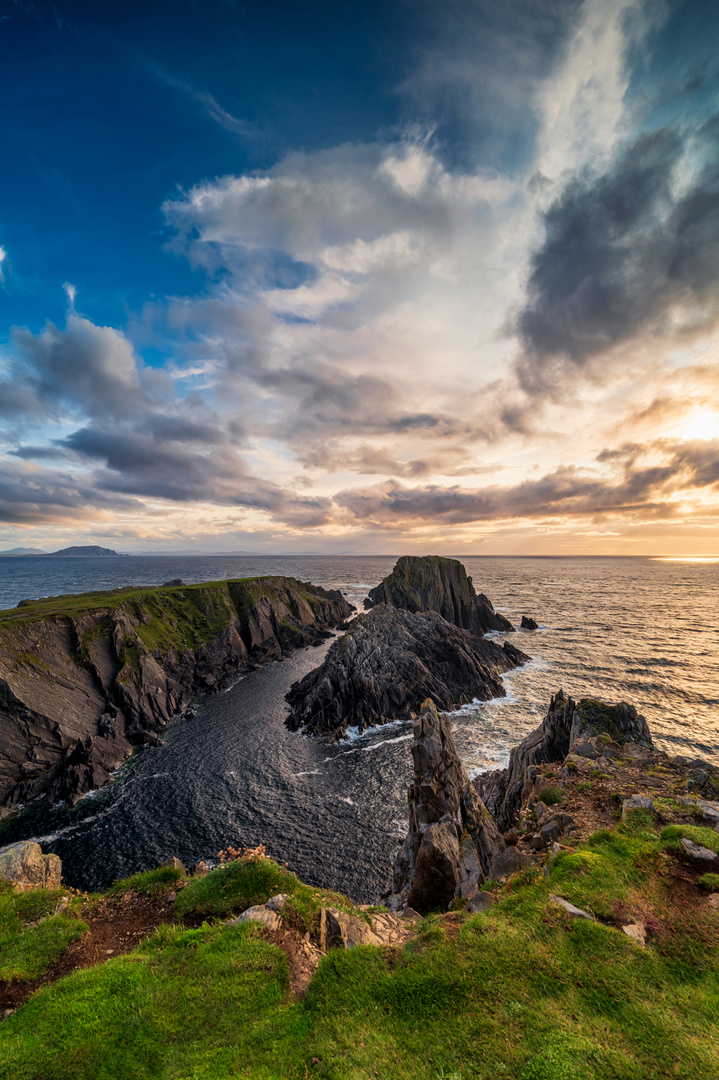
left=0, top=545, right=124, bottom=558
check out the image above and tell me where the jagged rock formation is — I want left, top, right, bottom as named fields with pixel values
left=474, top=690, right=654, bottom=831
left=285, top=605, right=528, bottom=737
left=521, top=616, right=538, bottom=630
left=0, top=577, right=351, bottom=816
left=387, top=700, right=505, bottom=911
left=364, top=555, right=514, bottom=633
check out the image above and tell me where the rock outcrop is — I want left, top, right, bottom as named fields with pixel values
left=364, top=556, right=514, bottom=633
left=285, top=606, right=528, bottom=737
left=0, top=577, right=351, bottom=816
left=0, top=840, right=62, bottom=889
left=474, top=690, right=654, bottom=831
left=520, top=616, right=538, bottom=630
left=387, top=700, right=505, bottom=911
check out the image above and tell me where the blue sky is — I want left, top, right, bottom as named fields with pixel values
left=2, top=0, right=719, bottom=554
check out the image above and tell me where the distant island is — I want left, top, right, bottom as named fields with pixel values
left=0, top=545, right=124, bottom=558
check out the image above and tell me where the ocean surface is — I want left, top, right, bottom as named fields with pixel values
left=1, top=554, right=717, bottom=901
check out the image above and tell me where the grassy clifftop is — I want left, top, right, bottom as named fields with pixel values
left=1, top=808, right=718, bottom=1080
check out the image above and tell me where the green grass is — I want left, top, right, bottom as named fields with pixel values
left=107, top=866, right=185, bottom=898
left=660, top=824, right=719, bottom=855
left=2, top=827, right=718, bottom=1080
left=698, top=873, right=719, bottom=891
left=174, top=856, right=367, bottom=934
left=0, top=882, right=88, bottom=982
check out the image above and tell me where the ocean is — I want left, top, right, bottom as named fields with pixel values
left=0, top=554, right=717, bottom=900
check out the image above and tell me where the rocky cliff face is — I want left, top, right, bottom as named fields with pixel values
left=388, top=699, right=506, bottom=911
left=364, top=555, right=514, bottom=633
left=285, top=605, right=528, bottom=737
left=0, top=577, right=351, bottom=817
left=474, top=690, right=654, bottom=831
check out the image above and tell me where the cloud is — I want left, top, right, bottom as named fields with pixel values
left=515, top=112, right=719, bottom=396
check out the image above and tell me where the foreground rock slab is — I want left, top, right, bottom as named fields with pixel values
left=0, top=841, right=62, bottom=889
left=388, top=699, right=505, bottom=912
left=286, top=606, right=528, bottom=737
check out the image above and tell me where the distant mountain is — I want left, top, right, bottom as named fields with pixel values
left=43, top=545, right=124, bottom=558
left=0, top=547, right=47, bottom=556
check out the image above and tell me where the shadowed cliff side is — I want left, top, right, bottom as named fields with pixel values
left=0, top=577, right=351, bottom=817
left=364, top=555, right=514, bottom=633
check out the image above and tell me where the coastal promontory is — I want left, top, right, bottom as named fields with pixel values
left=0, top=577, right=351, bottom=816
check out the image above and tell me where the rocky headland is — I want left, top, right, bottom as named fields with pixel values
left=0, top=577, right=351, bottom=817
left=285, top=605, right=527, bottom=737
left=286, top=555, right=527, bottom=737
left=364, top=554, right=514, bottom=633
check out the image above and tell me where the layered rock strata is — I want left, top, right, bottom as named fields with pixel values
left=474, top=690, right=654, bottom=832
left=364, top=555, right=514, bottom=633
left=388, top=699, right=506, bottom=911
left=285, top=605, right=528, bottom=737
left=0, top=577, right=351, bottom=816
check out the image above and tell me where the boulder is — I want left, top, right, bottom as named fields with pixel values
left=389, top=700, right=505, bottom=912
left=230, top=905, right=282, bottom=930
left=520, top=616, right=539, bottom=630
left=161, top=857, right=186, bottom=874
left=285, top=606, right=528, bottom=737
left=680, top=838, right=717, bottom=861
left=321, top=907, right=382, bottom=949
left=466, top=891, right=494, bottom=913
left=622, top=795, right=655, bottom=821
left=622, top=923, right=646, bottom=946
left=364, top=556, right=514, bottom=634
left=487, top=846, right=531, bottom=881
left=0, top=841, right=62, bottom=888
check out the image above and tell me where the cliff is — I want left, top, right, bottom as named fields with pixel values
left=364, top=555, right=514, bottom=633
left=0, top=577, right=351, bottom=816
left=285, top=605, right=528, bottom=737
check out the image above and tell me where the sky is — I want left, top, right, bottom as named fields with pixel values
left=1, top=0, right=719, bottom=555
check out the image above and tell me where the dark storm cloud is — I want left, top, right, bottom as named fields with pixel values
left=516, top=115, right=719, bottom=395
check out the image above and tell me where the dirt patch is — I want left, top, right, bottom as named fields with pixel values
left=0, top=888, right=203, bottom=1014
left=261, top=926, right=323, bottom=998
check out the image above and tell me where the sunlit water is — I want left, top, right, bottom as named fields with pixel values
left=0, top=555, right=717, bottom=900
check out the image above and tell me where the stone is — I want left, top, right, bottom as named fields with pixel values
left=161, top=857, right=186, bottom=874
left=231, top=905, right=282, bottom=930
left=0, top=841, right=62, bottom=888
left=520, top=616, right=539, bottom=630
left=534, top=801, right=548, bottom=822
left=531, top=833, right=546, bottom=851
left=285, top=606, right=528, bottom=737
left=488, top=846, right=531, bottom=881
left=363, top=555, right=514, bottom=634
left=696, top=800, right=719, bottom=824
left=265, top=893, right=290, bottom=912
left=322, top=907, right=381, bottom=950
left=680, top=838, right=717, bottom=861
left=622, top=923, right=646, bottom=945
left=391, top=700, right=506, bottom=912
left=367, top=911, right=406, bottom=945
left=400, top=907, right=421, bottom=920
left=622, top=795, right=655, bottom=821
left=540, top=820, right=562, bottom=845
left=466, top=891, right=494, bottom=913
left=550, top=895, right=593, bottom=919
left=706, top=894, right=719, bottom=909
left=571, top=739, right=600, bottom=760
left=474, top=691, right=653, bottom=832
